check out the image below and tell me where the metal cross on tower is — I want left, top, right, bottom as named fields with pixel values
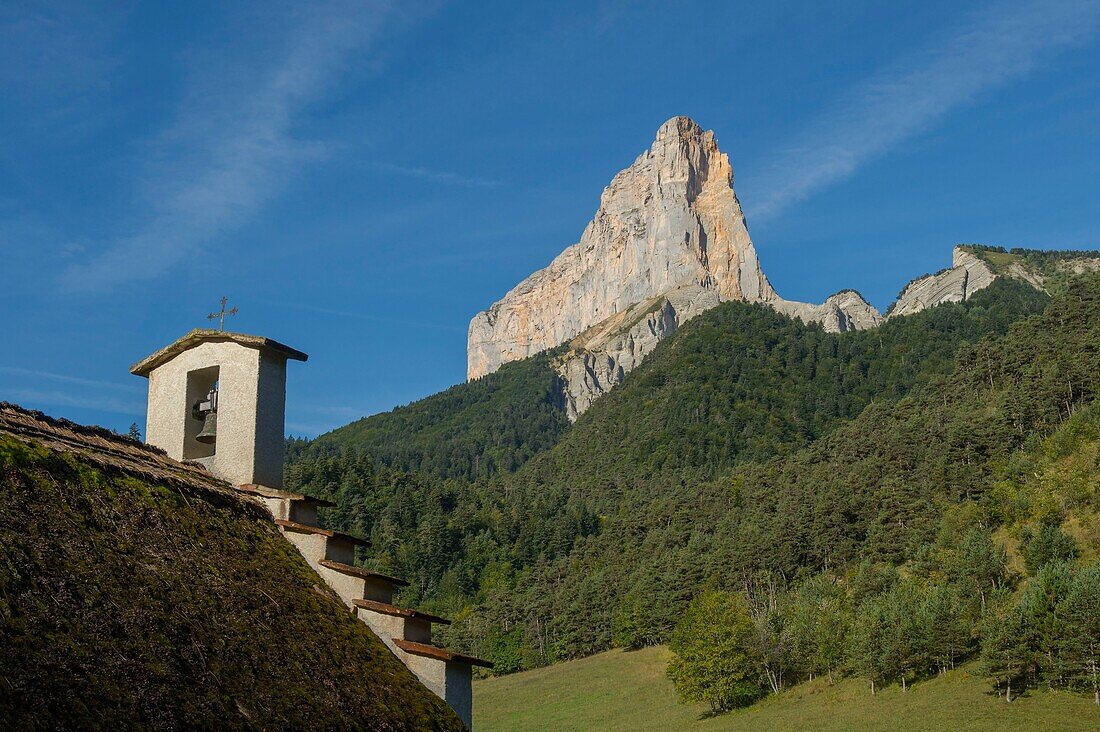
left=207, top=296, right=238, bottom=332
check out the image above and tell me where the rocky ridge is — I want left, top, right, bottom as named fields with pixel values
left=887, top=247, right=997, bottom=317
left=467, top=116, right=776, bottom=381
left=468, top=117, right=1100, bottom=419
left=775, top=290, right=884, bottom=333
left=468, top=117, right=881, bottom=418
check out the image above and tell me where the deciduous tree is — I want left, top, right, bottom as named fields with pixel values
left=666, top=591, right=760, bottom=714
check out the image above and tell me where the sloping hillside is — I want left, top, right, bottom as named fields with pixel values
left=473, top=647, right=1098, bottom=732
left=285, top=278, right=1055, bottom=670
left=0, top=405, right=462, bottom=730
left=459, top=277, right=1099, bottom=664
left=965, top=244, right=1100, bottom=295
left=514, top=277, right=1048, bottom=493
left=306, top=349, right=569, bottom=481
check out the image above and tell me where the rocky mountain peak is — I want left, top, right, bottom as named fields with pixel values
left=467, top=116, right=774, bottom=381
left=466, top=117, right=888, bottom=414
left=650, top=115, right=710, bottom=158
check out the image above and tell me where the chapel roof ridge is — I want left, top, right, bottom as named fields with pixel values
left=130, top=328, right=308, bottom=377
left=0, top=402, right=254, bottom=510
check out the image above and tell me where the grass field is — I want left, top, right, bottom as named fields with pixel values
left=474, top=646, right=1099, bottom=731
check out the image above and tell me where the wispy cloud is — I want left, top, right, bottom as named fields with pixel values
left=265, top=299, right=465, bottom=332
left=0, top=366, right=142, bottom=392
left=58, top=1, right=404, bottom=292
left=749, top=0, right=1100, bottom=221
left=3, top=387, right=143, bottom=415
left=374, top=162, right=502, bottom=188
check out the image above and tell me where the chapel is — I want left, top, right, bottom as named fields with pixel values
left=130, top=318, right=490, bottom=729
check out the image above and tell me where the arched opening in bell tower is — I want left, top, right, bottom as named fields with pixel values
left=183, top=365, right=219, bottom=462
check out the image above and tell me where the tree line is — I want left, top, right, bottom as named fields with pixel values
left=283, top=277, right=1099, bottom=687
left=667, top=525, right=1098, bottom=712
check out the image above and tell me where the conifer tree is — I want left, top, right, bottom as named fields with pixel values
left=949, top=526, right=1008, bottom=611
left=922, top=584, right=970, bottom=674
left=1055, top=563, right=1100, bottom=705
left=980, top=601, right=1032, bottom=702
left=1021, top=523, right=1079, bottom=576
left=850, top=594, right=890, bottom=694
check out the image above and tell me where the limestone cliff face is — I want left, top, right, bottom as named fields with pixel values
left=887, top=247, right=997, bottom=318
left=469, top=116, right=887, bottom=418
left=775, top=290, right=883, bottom=333
left=467, top=117, right=775, bottom=381
left=468, top=117, right=1100, bottom=419
left=555, top=284, right=719, bottom=420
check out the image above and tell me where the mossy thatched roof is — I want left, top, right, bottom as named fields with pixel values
left=0, top=403, right=463, bottom=731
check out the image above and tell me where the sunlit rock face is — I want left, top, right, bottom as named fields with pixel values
left=467, top=116, right=775, bottom=381
left=554, top=284, right=720, bottom=421
left=887, top=247, right=997, bottom=318
left=467, top=116, right=889, bottom=416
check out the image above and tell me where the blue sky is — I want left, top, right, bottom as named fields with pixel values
left=2, top=0, right=1099, bottom=436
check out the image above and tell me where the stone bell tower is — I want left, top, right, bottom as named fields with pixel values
left=131, top=328, right=307, bottom=488
left=131, top=314, right=490, bottom=728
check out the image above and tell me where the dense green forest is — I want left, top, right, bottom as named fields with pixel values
left=299, top=348, right=569, bottom=481
left=662, top=395, right=1100, bottom=712
left=505, top=278, right=1048, bottom=492
left=485, top=276, right=1098, bottom=668
left=284, top=277, right=1093, bottom=674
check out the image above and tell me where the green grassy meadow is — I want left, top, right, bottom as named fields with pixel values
left=474, top=646, right=1099, bottom=731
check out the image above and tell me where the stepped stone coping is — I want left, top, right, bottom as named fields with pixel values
left=274, top=519, right=370, bottom=547
left=393, top=639, right=494, bottom=668
left=353, top=599, right=450, bottom=625
left=318, top=559, right=409, bottom=587
left=238, top=483, right=335, bottom=507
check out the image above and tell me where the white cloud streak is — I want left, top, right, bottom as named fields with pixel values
left=373, top=162, right=502, bottom=188
left=3, top=387, right=143, bottom=415
left=265, top=299, right=465, bottom=332
left=0, top=365, right=142, bottom=392
left=58, top=1, right=398, bottom=292
left=749, top=0, right=1100, bottom=221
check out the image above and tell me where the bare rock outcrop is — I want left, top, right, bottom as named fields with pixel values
left=1057, top=258, right=1100, bottom=276
left=775, top=290, right=883, bottom=333
left=554, top=284, right=719, bottom=420
left=468, top=117, right=775, bottom=381
left=468, top=116, right=887, bottom=417
left=887, top=247, right=996, bottom=318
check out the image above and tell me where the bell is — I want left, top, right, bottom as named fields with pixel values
left=196, top=410, right=218, bottom=444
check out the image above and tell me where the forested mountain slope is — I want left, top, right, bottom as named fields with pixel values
left=298, top=278, right=1044, bottom=486
left=285, top=278, right=1064, bottom=671
left=462, top=276, right=1100, bottom=665
left=305, top=348, right=570, bottom=481
left=516, top=278, right=1048, bottom=492
left=710, top=284, right=1100, bottom=577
